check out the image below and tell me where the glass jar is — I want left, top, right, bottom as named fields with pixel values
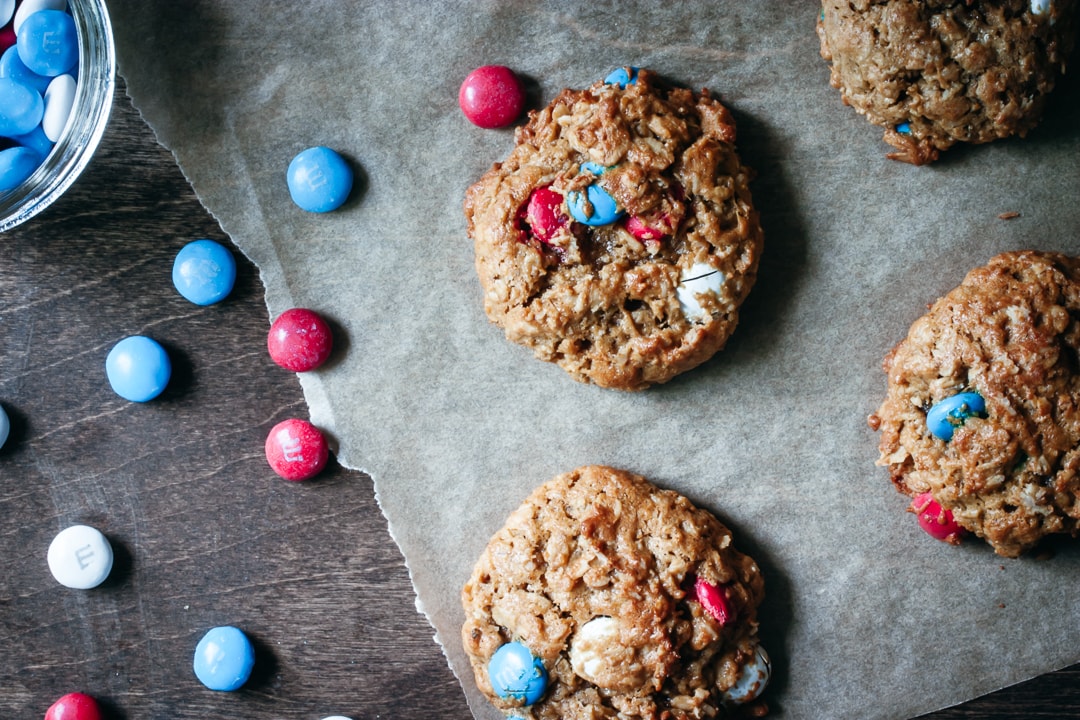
left=0, top=0, right=116, bottom=232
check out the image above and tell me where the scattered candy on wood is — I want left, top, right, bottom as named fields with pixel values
left=44, top=691, right=103, bottom=720
left=267, top=307, right=334, bottom=372
left=287, top=146, right=353, bottom=213
left=47, top=524, right=113, bottom=589
left=265, top=418, right=329, bottom=481
left=105, top=335, right=171, bottom=402
left=487, top=641, right=548, bottom=705
left=193, top=625, right=256, bottom=691
left=172, top=238, right=237, bottom=306
left=459, top=65, right=525, bottom=129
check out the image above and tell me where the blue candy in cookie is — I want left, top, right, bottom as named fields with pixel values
left=926, top=391, right=986, bottom=442
left=487, top=641, right=548, bottom=705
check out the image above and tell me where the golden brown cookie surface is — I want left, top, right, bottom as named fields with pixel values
left=464, top=68, right=762, bottom=391
left=817, top=0, right=1077, bottom=164
left=872, top=251, right=1080, bottom=557
left=461, top=465, right=769, bottom=719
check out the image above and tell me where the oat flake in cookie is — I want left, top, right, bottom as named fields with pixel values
left=463, top=68, right=763, bottom=391
left=817, top=0, right=1077, bottom=164
left=871, top=251, right=1080, bottom=557
left=461, top=465, right=770, bottom=719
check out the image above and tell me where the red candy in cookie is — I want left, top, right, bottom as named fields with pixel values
left=693, top=576, right=732, bottom=626
left=265, top=418, right=329, bottom=481
left=459, top=65, right=525, bottom=129
left=625, top=213, right=674, bottom=242
left=267, top=308, right=333, bottom=372
left=524, top=186, right=566, bottom=242
left=911, top=492, right=965, bottom=544
left=44, top=693, right=103, bottom=720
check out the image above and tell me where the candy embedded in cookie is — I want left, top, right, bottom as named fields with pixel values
left=464, top=67, right=763, bottom=391
left=461, top=465, right=771, bottom=718
left=817, top=0, right=1077, bottom=164
left=870, top=251, right=1080, bottom=557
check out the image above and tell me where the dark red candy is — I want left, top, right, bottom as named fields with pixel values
left=267, top=307, right=333, bottom=372
left=265, top=418, right=329, bottom=482
left=524, top=186, right=566, bottom=242
left=459, top=65, right=525, bottom=129
left=44, top=693, right=103, bottom=720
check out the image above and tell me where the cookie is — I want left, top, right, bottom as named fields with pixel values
left=870, top=251, right=1080, bottom=557
left=464, top=68, right=763, bottom=391
left=461, top=465, right=770, bottom=719
left=817, top=0, right=1077, bottom=164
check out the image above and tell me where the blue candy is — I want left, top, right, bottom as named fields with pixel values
left=172, top=239, right=237, bottom=306
left=604, top=66, right=639, bottom=88
left=0, top=146, right=43, bottom=191
left=896, top=122, right=912, bottom=135
left=287, top=146, right=353, bottom=212
left=193, top=625, right=256, bottom=692
left=0, top=77, right=44, bottom=138
left=0, top=403, right=9, bottom=450
left=0, top=45, right=52, bottom=95
left=10, top=124, right=54, bottom=158
left=567, top=162, right=623, bottom=226
left=488, top=641, right=548, bottom=706
left=17, top=10, right=79, bottom=78
left=105, top=336, right=171, bottom=402
left=927, top=391, right=986, bottom=442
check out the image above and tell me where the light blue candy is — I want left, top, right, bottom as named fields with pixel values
left=287, top=146, right=353, bottom=213
left=604, top=66, right=639, bottom=88
left=0, top=403, right=9, bottom=450
left=0, top=146, right=43, bottom=191
left=927, top=391, right=986, bottom=442
left=105, top=336, right=171, bottom=403
left=0, top=77, right=44, bottom=138
left=172, top=239, right=237, bottom=306
left=10, top=124, right=54, bottom=158
left=17, top=10, right=78, bottom=78
left=567, top=162, right=623, bottom=226
left=193, top=625, right=256, bottom=692
left=488, top=641, right=548, bottom=706
left=896, top=122, right=912, bottom=135
left=0, top=45, right=51, bottom=94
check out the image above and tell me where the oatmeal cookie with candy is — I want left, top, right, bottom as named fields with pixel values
left=871, top=251, right=1080, bottom=557
left=461, top=465, right=770, bottom=719
left=817, top=0, right=1077, bottom=164
left=464, top=67, right=762, bottom=391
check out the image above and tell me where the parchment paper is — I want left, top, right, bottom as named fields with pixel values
left=106, top=2, right=1080, bottom=717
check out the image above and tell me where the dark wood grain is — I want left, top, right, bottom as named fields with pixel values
left=0, top=80, right=1076, bottom=719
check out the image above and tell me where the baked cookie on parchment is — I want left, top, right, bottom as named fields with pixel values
left=817, top=0, right=1077, bottom=164
left=461, top=465, right=770, bottom=719
left=464, top=68, right=763, bottom=391
left=870, top=251, right=1080, bottom=557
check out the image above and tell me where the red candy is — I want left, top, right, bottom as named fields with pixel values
left=267, top=307, right=333, bottom=372
left=265, top=418, right=329, bottom=481
left=911, top=492, right=965, bottom=544
left=44, top=693, right=103, bottom=720
left=625, top=213, right=674, bottom=241
left=459, top=65, right=525, bottom=129
left=524, top=186, right=566, bottom=242
left=692, top=576, right=732, bottom=626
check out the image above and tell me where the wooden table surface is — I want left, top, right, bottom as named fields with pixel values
left=1, top=79, right=1077, bottom=720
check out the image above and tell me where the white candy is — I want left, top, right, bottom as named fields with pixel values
left=12, top=0, right=67, bottom=34
left=0, top=0, right=15, bottom=28
left=320, top=717, right=354, bottom=720
left=42, top=74, right=76, bottom=142
left=47, top=524, right=113, bottom=589
left=0, top=404, right=9, bottom=449
left=676, top=261, right=725, bottom=321
left=569, top=616, right=620, bottom=684
left=1031, top=0, right=1052, bottom=15
left=722, top=643, right=771, bottom=705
